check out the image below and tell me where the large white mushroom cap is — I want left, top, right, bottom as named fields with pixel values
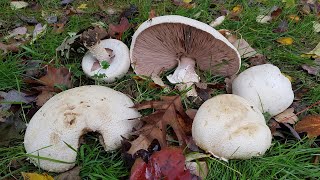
left=232, top=64, right=294, bottom=116
left=192, top=94, right=272, bottom=160
left=24, top=85, right=140, bottom=172
left=82, top=39, right=130, bottom=83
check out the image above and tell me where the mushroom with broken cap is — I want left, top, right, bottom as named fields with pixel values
left=82, top=39, right=130, bottom=82
left=192, top=94, right=272, bottom=160
left=24, top=85, right=140, bottom=172
left=232, top=64, right=294, bottom=116
left=130, top=15, right=241, bottom=95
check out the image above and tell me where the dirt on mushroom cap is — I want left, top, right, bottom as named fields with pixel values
left=131, top=15, right=240, bottom=77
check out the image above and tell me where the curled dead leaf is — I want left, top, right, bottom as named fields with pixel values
left=274, top=108, right=298, bottom=124
left=295, top=115, right=320, bottom=138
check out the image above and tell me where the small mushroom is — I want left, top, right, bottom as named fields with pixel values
left=232, top=64, right=294, bottom=116
left=24, top=85, right=140, bottom=172
left=82, top=39, right=130, bottom=82
left=192, top=94, right=272, bottom=160
left=130, top=15, right=241, bottom=95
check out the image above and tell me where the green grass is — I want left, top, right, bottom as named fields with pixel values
left=206, top=140, right=320, bottom=180
left=0, top=54, right=25, bottom=91
left=1, top=0, right=320, bottom=179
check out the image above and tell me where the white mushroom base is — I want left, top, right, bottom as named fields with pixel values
left=24, top=86, right=140, bottom=172
left=82, top=39, right=130, bottom=83
left=192, top=94, right=272, bottom=160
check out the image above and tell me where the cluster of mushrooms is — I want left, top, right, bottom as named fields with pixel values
left=24, top=15, right=294, bottom=172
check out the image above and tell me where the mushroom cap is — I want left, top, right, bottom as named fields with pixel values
left=192, top=94, right=272, bottom=160
left=130, top=15, right=241, bottom=77
left=82, top=39, right=130, bottom=82
left=232, top=64, right=294, bottom=116
left=24, top=85, right=140, bottom=172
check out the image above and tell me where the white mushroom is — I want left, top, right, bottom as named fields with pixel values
left=192, top=94, right=272, bottom=160
left=232, top=64, right=294, bottom=116
left=24, top=85, right=140, bottom=172
left=82, top=39, right=131, bottom=82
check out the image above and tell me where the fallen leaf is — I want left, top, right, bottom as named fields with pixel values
left=130, top=147, right=193, bottom=180
left=45, top=15, right=58, bottom=24
left=172, top=0, right=195, bottom=9
left=32, top=23, right=47, bottom=44
left=148, top=9, right=157, bottom=19
left=38, top=66, right=72, bottom=91
left=282, top=73, right=294, bottom=82
left=61, top=0, right=73, bottom=5
left=302, top=42, right=320, bottom=58
left=81, top=26, right=109, bottom=47
left=295, top=115, right=320, bottom=138
left=268, top=119, right=284, bottom=138
left=0, top=42, right=20, bottom=54
left=270, top=7, right=282, bottom=19
left=185, top=161, right=208, bottom=179
left=248, top=54, right=268, bottom=66
left=224, top=74, right=237, bottom=93
left=56, top=34, right=81, bottom=58
left=276, top=37, right=293, bottom=45
left=0, top=110, right=26, bottom=146
left=288, top=14, right=300, bottom=22
left=185, top=109, right=197, bottom=119
left=313, top=21, right=320, bottom=33
left=55, top=166, right=81, bottom=180
left=232, top=39, right=257, bottom=58
left=36, top=91, right=55, bottom=106
left=77, top=3, right=87, bottom=9
left=273, top=20, right=289, bottom=33
left=128, top=96, right=192, bottom=155
left=5, top=26, right=27, bottom=40
left=53, top=23, right=65, bottom=34
left=301, top=58, right=320, bottom=75
left=108, top=17, right=131, bottom=39
left=209, top=16, right=225, bottom=27
left=10, top=1, right=28, bottom=10
left=195, top=83, right=213, bottom=101
left=120, top=4, right=139, bottom=19
left=17, top=14, right=38, bottom=24
left=282, top=0, right=296, bottom=8
left=22, top=172, right=54, bottom=180
left=0, top=90, right=34, bottom=111
left=231, top=5, right=242, bottom=15
left=274, top=108, right=298, bottom=124
left=256, top=15, right=272, bottom=23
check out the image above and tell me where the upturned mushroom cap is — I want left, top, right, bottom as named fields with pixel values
left=130, top=15, right=241, bottom=77
left=82, top=39, right=130, bottom=82
left=192, top=94, right=272, bottom=160
left=24, top=85, right=140, bottom=172
left=232, top=64, right=294, bottom=116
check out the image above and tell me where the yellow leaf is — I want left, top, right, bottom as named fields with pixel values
left=288, top=15, right=300, bottom=22
left=276, top=37, right=293, bottom=45
left=282, top=0, right=296, bottom=8
left=282, top=73, right=294, bottom=82
left=232, top=5, right=242, bottom=14
left=21, top=172, right=54, bottom=180
left=183, top=0, right=192, bottom=3
left=301, top=42, right=320, bottom=58
left=77, top=3, right=87, bottom=9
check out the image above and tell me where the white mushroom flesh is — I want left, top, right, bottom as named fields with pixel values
left=192, top=94, right=272, bottom=160
left=82, top=39, right=131, bottom=83
left=24, top=85, right=140, bottom=172
left=232, top=64, right=294, bottom=116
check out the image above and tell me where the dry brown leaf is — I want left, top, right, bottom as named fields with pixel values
left=232, top=39, right=257, bottom=58
left=38, top=66, right=72, bottom=91
left=295, top=115, right=320, bottom=138
left=148, top=9, right=157, bottom=19
left=0, top=42, right=20, bottom=54
left=108, top=17, right=131, bottom=39
left=36, top=91, right=55, bottom=106
left=274, top=108, right=298, bottom=124
left=128, top=96, right=192, bottom=155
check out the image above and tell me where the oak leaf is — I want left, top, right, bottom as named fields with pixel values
left=128, top=96, right=192, bottom=155
left=108, top=17, right=131, bottom=39
left=295, top=115, right=320, bottom=138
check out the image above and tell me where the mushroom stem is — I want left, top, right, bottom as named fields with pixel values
left=166, top=56, right=200, bottom=84
left=87, top=43, right=113, bottom=63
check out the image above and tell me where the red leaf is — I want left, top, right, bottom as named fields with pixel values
left=38, top=66, right=72, bottom=91
left=130, top=147, right=192, bottom=180
left=108, top=17, right=131, bottom=39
